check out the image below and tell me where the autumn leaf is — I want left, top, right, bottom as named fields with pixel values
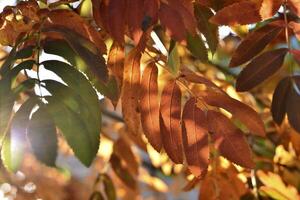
left=159, top=3, right=186, bottom=41
left=289, top=21, right=300, bottom=41
left=139, top=62, right=162, bottom=152
left=182, top=97, right=209, bottom=177
left=210, top=1, right=261, bottom=26
left=271, top=77, right=292, bottom=125
left=202, top=89, right=265, bottom=137
left=260, top=0, right=283, bottom=20
left=288, top=0, right=300, bottom=16
left=121, top=48, right=143, bottom=137
left=160, top=81, right=183, bottom=164
left=286, top=76, right=300, bottom=133
left=236, top=48, right=288, bottom=91
left=207, top=110, right=255, bottom=168
left=126, top=0, right=144, bottom=44
left=230, top=21, right=284, bottom=67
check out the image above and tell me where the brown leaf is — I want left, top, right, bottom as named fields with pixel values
left=46, top=9, right=107, bottom=54
left=113, top=137, right=139, bottom=175
left=108, top=0, right=126, bottom=44
left=202, top=89, right=265, bottom=137
left=121, top=48, right=142, bottom=137
left=159, top=3, right=186, bottom=41
left=182, top=97, right=209, bottom=177
left=160, top=81, right=183, bottom=164
left=139, top=62, right=162, bottom=152
left=210, top=1, right=261, bottom=26
left=260, top=0, right=283, bottom=20
left=286, top=76, right=300, bottom=133
left=229, top=21, right=284, bottom=67
left=207, top=110, right=255, bottom=168
left=271, top=77, right=292, bottom=125
left=108, top=42, right=125, bottom=106
left=236, top=48, right=288, bottom=92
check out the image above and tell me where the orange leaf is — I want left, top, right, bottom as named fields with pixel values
left=289, top=21, right=300, bottom=41
left=121, top=48, right=142, bottom=137
left=210, top=1, right=261, bottom=26
left=126, top=0, right=144, bottom=44
left=139, top=62, right=162, bottom=152
left=202, top=89, right=265, bottom=137
left=229, top=20, right=284, bottom=67
left=46, top=9, right=107, bottom=54
left=91, top=0, right=110, bottom=33
left=182, top=97, right=209, bottom=177
left=159, top=3, right=186, bottom=41
left=260, top=0, right=283, bottom=20
left=207, top=110, right=255, bottom=168
left=236, top=48, right=288, bottom=91
left=108, top=41, right=125, bottom=105
left=160, top=81, right=183, bottom=164
left=288, top=0, right=300, bottom=16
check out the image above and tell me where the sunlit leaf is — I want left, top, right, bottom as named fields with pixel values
left=182, top=97, right=209, bottom=177
left=160, top=81, right=183, bottom=164
left=140, top=62, right=162, bottom=152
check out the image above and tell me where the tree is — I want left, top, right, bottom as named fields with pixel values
left=0, top=0, right=299, bottom=199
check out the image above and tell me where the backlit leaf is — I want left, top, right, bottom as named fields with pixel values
left=210, top=1, right=261, bottom=26
left=182, top=97, right=209, bottom=177
left=236, top=48, right=288, bottom=91
left=271, top=77, right=292, bottom=125
left=260, top=0, right=283, bottom=20
left=230, top=21, right=284, bottom=67
left=160, top=81, right=183, bottom=164
left=108, top=0, right=126, bottom=44
left=202, top=89, right=265, bottom=136
left=121, top=48, right=142, bottom=137
left=28, top=107, right=57, bottom=166
left=140, top=62, right=162, bottom=151
left=207, top=110, right=255, bottom=168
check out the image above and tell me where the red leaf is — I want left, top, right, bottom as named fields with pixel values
left=182, top=97, right=209, bottom=177
left=271, top=77, right=292, bottom=125
left=126, top=0, right=144, bottom=44
left=91, top=0, right=110, bottom=33
left=160, top=81, right=183, bottom=163
left=288, top=0, right=300, bottom=16
left=236, top=48, right=288, bottom=92
left=121, top=48, right=142, bottom=137
left=210, top=1, right=261, bottom=26
left=230, top=21, right=284, bottom=67
left=108, top=0, right=126, bottom=44
left=289, top=21, right=300, bottom=41
left=286, top=76, right=300, bottom=133
left=140, top=62, right=162, bottom=152
left=207, top=110, right=255, bottom=168
left=202, top=89, right=265, bottom=137
left=159, top=3, right=186, bottom=41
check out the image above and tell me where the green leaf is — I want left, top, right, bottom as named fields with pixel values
left=28, top=106, right=58, bottom=166
left=186, top=33, right=208, bottom=62
left=0, top=79, right=14, bottom=143
left=100, top=174, right=116, bottom=200
left=15, top=45, right=34, bottom=59
left=42, top=26, right=108, bottom=83
left=45, top=96, right=97, bottom=166
left=167, top=41, right=180, bottom=75
left=1, top=97, right=38, bottom=172
left=42, top=60, right=101, bottom=154
left=194, top=3, right=218, bottom=54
